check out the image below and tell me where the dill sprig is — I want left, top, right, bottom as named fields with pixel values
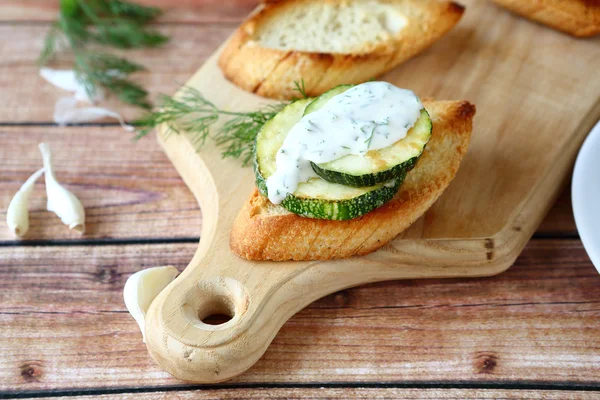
left=293, top=79, right=308, bottom=99
left=365, top=125, right=376, bottom=148
left=91, top=0, right=163, bottom=24
left=133, top=87, right=287, bottom=166
left=133, top=80, right=310, bottom=166
left=39, top=0, right=168, bottom=109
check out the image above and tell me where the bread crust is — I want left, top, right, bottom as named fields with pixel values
left=218, top=0, right=465, bottom=100
left=255, top=52, right=334, bottom=98
left=217, top=28, right=290, bottom=93
left=230, top=100, right=476, bottom=261
left=491, top=0, right=600, bottom=37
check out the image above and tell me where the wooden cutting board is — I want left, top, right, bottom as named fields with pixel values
left=144, top=0, right=600, bottom=383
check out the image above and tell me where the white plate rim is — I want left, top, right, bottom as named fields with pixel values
left=572, top=119, right=600, bottom=274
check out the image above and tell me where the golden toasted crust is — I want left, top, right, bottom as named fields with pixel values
left=218, top=0, right=465, bottom=100
left=491, top=0, right=600, bottom=37
left=230, top=100, right=476, bottom=261
left=217, top=25, right=290, bottom=93
left=310, top=53, right=394, bottom=97
left=255, top=52, right=334, bottom=98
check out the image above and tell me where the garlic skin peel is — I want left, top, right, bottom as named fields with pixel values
left=40, top=68, right=104, bottom=103
left=6, top=168, right=45, bottom=237
left=39, top=143, right=86, bottom=233
left=123, top=266, right=179, bottom=342
left=54, top=97, right=134, bottom=132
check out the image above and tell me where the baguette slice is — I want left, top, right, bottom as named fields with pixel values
left=491, top=0, right=600, bottom=37
left=219, top=0, right=465, bottom=100
left=230, top=100, right=475, bottom=261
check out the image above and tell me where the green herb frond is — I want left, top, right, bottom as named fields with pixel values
left=83, top=52, right=145, bottom=74
left=93, top=21, right=167, bottom=48
left=39, top=22, right=62, bottom=66
left=134, top=80, right=310, bottom=165
left=365, top=125, right=376, bottom=148
left=293, top=78, right=308, bottom=99
left=104, top=0, right=163, bottom=22
left=133, top=87, right=219, bottom=140
left=217, top=103, right=285, bottom=165
left=134, top=87, right=286, bottom=166
left=40, top=0, right=167, bottom=108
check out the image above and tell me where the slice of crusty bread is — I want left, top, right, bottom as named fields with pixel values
left=491, top=0, right=600, bottom=37
left=230, top=100, right=475, bottom=261
left=219, top=0, right=465, bottom=100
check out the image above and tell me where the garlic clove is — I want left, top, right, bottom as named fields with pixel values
left=6, top=168, right=45, bottom=237
left=38, top=143, right=86, bottom=234
left=123, top=266, right=179, bottom=342
left=40, top=68, right=104, bottom=103
left=53, top=96, right=134, bottom=132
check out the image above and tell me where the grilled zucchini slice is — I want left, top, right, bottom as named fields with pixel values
left=305, top=84, right=432, bottom=187
left=254, top=98, right=403, bottom=220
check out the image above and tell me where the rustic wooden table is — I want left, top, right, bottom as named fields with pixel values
left=1, top=1, right=599, bottom=399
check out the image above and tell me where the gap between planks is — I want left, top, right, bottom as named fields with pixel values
left=0, top=231, right=580, bottom=248
left=2, top=383, right=600, bottom=400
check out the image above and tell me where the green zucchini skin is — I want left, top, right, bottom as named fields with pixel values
left=310, top=112, right=431, bottom=187
left=280, top=174, right=403, bottom=220
left=303, top=84, right=432, bottom=188
left=254, top=98, right=404, bottom=221
left=254, top=99, right=313, bottom=198
left=311, top=154, right=418, bottom=188
left=255, top=157, right=269, bottom=197
left=255, top=168, right=404, bottom=220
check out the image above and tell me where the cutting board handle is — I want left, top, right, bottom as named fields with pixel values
left=143, top=126, right=327, bottom=382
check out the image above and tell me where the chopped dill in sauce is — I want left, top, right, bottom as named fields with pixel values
left=265, top=82, right=423, bottom=204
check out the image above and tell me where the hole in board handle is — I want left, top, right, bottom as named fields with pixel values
left=202, top=314, right=233, bottom=325
left=180, top=277, right=249, bottom=332
left=196, top=295, right=235, bottom=327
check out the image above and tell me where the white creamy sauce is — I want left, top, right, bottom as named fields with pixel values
left=265, top=81, right=423, bottom=204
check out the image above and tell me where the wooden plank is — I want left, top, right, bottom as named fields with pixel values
left=0, top=0, right=257, bottom=23
left=1, top=239, right=599, bottom=390
left=0, top=124, right=573, bottom=243
left=0, top=125, right=200, bottom=241
left=537, top=187, right=576, bottom=236
left=0, top=23, right=234, bottom=123
left=25, top=388, right=600, bottom=399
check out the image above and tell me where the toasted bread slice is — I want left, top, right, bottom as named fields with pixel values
left=491, top=0, right=600, bottom=37
left=218, top=0, right=465, bottom=100
left=230, top=100, right=475, bottom=261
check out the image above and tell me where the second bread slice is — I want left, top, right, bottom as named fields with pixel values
left=219, top=0, right=465, bottom=100
left=491, top=0, right=600, bottom=37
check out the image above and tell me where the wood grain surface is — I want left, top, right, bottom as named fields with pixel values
left=536, top=189, right=575, bottom=236
left=0, top=123, right=575, bottom=243
left=0, top=0, right=597, bottom=398
left=26, top=388, right=600, bottom=399
left=0, top=0, right=256, bottom=22
left=0, top=24, right=235, bottom=123
left=0, top=126, right=201, bottom=241
left=2, top=240, right=599, bottom=392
